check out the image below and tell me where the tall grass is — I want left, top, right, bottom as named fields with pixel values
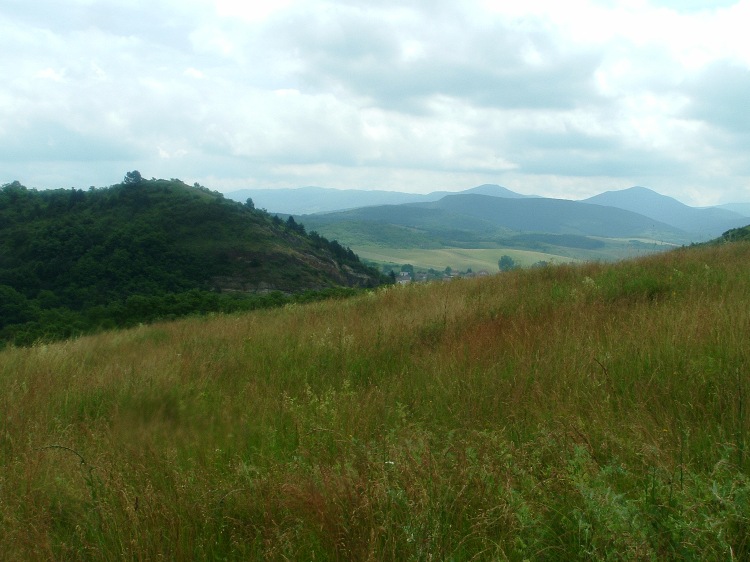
left=1, top=242, right=749, bottom=560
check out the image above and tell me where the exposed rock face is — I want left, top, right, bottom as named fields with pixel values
left=211, top=276, right=282, bottom=294
left=340, top=264, right=380, bottom=287
left=211, top=250, right=381, bottom=294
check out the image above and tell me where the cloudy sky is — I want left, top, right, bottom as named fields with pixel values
left=2, top=0, right=749, bottom=205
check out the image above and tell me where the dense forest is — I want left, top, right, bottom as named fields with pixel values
left=0, top=173, right=386, bottom=346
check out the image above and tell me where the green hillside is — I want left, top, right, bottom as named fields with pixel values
left=717, top=224, right=750, bottom=242
left=302, top=194, right=687, bottom=242
left=0, top=175, right=384, bottom=345
left=419, top=194, right=688, bottom=239
left=1, top=240, right=749, bottom=559
left=300, top=194, right=681, bottom=269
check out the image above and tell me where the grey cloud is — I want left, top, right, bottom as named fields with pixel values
left=305, top=53, right=600, bottom=113
left=0, top=121, right=145, bottom=162
left=498, top=128, right=686, bottom=178
left=2, top=0, right=748, bottom=202
left=683, top=62, right=750, bottom=135
left=273, top=6, right=602, bottom=113
left=514, top=147, right=686, bottom=178
left=504, top=128, right=621, bottom=152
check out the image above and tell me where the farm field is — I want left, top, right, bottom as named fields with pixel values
left=354, top=237, right=674, bottom=273
left=355, top=246, right=565, bottom=272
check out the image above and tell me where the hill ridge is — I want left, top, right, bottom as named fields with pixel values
left=0, top=175, right=383, bottom=345
left=226, top=183, right=530, bottom=215
left=583, top=186, right=747, bottom=237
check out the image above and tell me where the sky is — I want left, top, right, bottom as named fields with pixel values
left=2, top=0, right=749, bottom=205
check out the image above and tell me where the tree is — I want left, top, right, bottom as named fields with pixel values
left=498, top=255, right=516, bottom=272
left=0, top=285, right=36, bottom=327
left=286, top=215, right=305, bottom=234
left=244, top=197, right=255, bottom=210
left=123, top=170, right=143, bottom=185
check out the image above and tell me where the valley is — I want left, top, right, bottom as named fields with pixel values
left=354, top=237, right=674, bottom=274
left=230, top=184, right=744, bottom=272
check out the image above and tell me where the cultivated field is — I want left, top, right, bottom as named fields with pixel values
left=355, top=246, right=563, bottom=272
left=354, top=238, right=673, bottom=273
left=1, top=242, right=749, bottom=560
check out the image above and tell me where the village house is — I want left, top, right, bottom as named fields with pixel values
left=396, top=271, right=412, bottom=285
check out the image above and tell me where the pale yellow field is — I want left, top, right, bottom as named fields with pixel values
left=354, top=245, right=578, bottom=271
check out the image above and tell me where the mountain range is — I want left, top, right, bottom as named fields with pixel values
left=716, top=202, right=750, bottom=216
left=583, top=186, right=747, bottom=239
left=227, top=184, right=749, bottom=243
left=227, top=184, right=531, bottom=215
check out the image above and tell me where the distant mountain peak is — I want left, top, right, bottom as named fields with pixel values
left=623, top=186, right=669, bottom=198
left=462, top=184, right=530, bottom=198
left=584, top=186, right=689, bottom=210
left=582, top=186, right=747, bottom=238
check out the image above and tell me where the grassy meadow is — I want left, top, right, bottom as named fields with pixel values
left=2, top=241, right=750, bottom=560
left=353, top=238, right=674, bottom=273
left=355, top=246, right=564, bottom=272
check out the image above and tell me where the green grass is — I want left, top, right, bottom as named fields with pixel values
left=352, top=238, right=674, bottom=273
left=355, top=246, right=565, bottom=271
left=1, top=241, right=749, bottom=559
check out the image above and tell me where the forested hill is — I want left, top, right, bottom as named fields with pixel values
left=716, top=224, right=750, bottom=243
left=0, top=174, right=384, bottom=345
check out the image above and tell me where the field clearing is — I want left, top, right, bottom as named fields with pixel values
left=353, top=236, right=676, bottom=271
left=354, top=246, right=570, bottom=271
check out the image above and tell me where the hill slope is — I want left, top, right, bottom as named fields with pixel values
left=714, top=224, right=750, bottom=243
left=302, top=193, right=687, bottom=245
left=0, top=176, right=383, bottom=344
left=716, top=202, right=750, bottom=217
left=416, top=194, right=686, bottom=238
left=583, top=186, right=747, bottom=239
left=2, top=240, right=750, bottom=559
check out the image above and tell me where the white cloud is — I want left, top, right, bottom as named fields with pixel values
left=184, top=67, right=205, bottom=79
left=214, top=0, right=299, bottom=22
left=0, top=0, right=749, bottom=205
left=35, top=67, right=66, bottom=81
